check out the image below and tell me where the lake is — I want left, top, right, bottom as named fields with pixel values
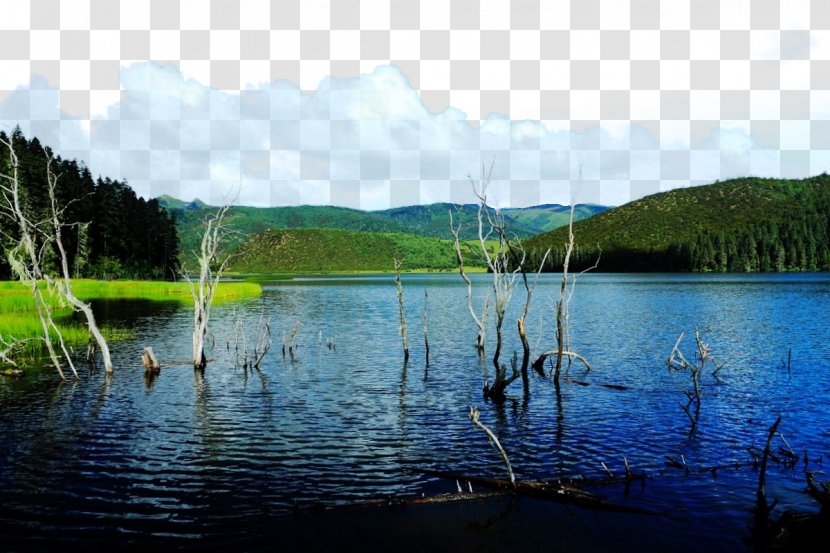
left=2, top=273, right=829, bottom=551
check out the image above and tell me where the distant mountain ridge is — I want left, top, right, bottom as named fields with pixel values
left=158, top=197, right=608, bottom=263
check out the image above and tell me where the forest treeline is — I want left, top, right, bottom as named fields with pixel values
left=524, top=175, right=830, bottom=273
left=0, top=129, right=179, bottom=280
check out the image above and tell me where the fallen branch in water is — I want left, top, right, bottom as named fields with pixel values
left=470, top=406, right=515, bottom=486
left=753, top=416, right=782, bottom=548
left=420, top=469, right=656, bottom=515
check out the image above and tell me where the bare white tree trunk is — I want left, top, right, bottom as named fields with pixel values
left=43, top=155, right=114, bottom=373
left=184, top=204, right=234, bottom=370
left=394, top=257, right=409, bottom=361
left=449, top=210, right=487, bottom=351
left=531, top=200, right=599, bottom=382
left=0, top=136, right=74, bottom=379
left=515, top=247, right=550, bottom=380
left=470, top=165, right=524, bottom=400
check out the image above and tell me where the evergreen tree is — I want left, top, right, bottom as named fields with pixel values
left=0, top=129, right=179, bottom=280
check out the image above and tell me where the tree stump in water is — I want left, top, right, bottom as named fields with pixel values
left=142, top=347, right=161, bottom=373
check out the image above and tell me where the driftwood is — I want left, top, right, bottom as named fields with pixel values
left=420, top=470, right=656, bottom=515
left=141, top=347, right=161, bottom=372
left=531, top=350, right=593, bottom=373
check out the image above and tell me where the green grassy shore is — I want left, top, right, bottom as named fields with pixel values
left=0, top=280, right=261, bottom=353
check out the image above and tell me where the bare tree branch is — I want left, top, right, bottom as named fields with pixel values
left=42, top=152, right=114, bottom=373
left=182, top=203, right=237, bottom=370
left=0, top=136, right=73, bottom=379
left=449, top=209, right=487, bottom=351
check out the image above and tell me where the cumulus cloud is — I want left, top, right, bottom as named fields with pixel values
left=0, top=61, right=804, bottom=209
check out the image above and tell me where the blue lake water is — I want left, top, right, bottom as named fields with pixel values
left=1, top=273, right=829, bottom=551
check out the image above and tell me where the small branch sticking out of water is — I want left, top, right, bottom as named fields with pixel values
left=423, top=288, right=430, bottom=368
left=288, top=322, right=300, bottom=356
left=754, top=415, right=783, bottom=545
left=394, top=257, right=409, bottom=362
left=469, top=406, right=515, bottom=486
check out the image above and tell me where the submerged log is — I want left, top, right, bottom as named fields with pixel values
left=421, top=470, right=655, bottom=515
left=141, top=347, right=161, bottom=372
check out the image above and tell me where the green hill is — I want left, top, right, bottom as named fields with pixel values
left=174, top=205, right=408, bottom=262
left=229, top=228, right=489, bottom=273
left=524, top=175, right=830, bottom=272
left=165, top=200, right=606, bottom=264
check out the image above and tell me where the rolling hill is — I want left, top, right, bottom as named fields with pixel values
left=228, top=228, right=489, bottom=273
left=160, top=198, right=608, bottom=263
left=524, top=175, right=830, bottom=272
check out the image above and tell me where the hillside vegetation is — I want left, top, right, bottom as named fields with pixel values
left=503, top=204, right=607, bottom=234
left=229, top=228, right=490, bottom=273
left=524, top=175, right=830, bottom=272
left=161, top=198, right=606, bottom=263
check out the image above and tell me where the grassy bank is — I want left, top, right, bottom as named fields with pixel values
left=0, top=279, right=262, bottom=352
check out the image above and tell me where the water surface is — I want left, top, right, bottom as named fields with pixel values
left=1, top=273, right=829, bottom=551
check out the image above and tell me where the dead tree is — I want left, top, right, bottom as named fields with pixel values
left=449, top=210, right=489, bottom=352
left=0, top=136, right=75, bottom=379
left=466, top=166, right=524, bottom=401
left=423, top=288, right=430, bottom=368
left=43, top=155, right=114, bottom=373
left=183, top=204, right=235, bottom=371
left=512, top=243, right=551, bottom=383
left=394, top=257, right=409, bottom=362
left=531, top=203, right=598, bottom=382
left=668, top=331, right=724, bottom=432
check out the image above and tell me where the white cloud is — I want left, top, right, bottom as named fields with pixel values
left=0, top=61, right=809, bottom=209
